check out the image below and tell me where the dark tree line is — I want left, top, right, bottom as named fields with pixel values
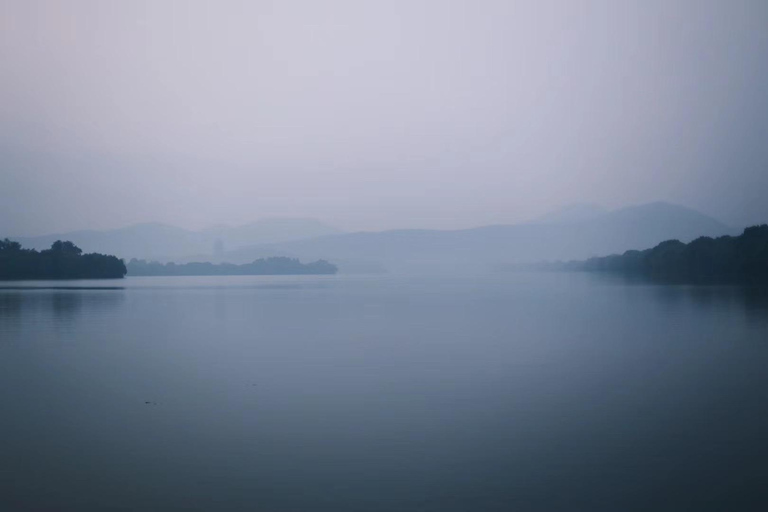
left=0, top=239, right=127, bottom=280
left=570, top=225, right=768, bottom=283
left=127, top=256, right=337, bottom=276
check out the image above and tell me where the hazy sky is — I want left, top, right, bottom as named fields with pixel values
left=2, top=0, right=767, bottom=235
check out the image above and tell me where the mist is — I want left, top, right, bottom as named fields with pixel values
left=4, top=3, right=768, bottom=510
left=2, top=0, right=768, bottom=237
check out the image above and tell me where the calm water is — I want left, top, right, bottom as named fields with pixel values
left=1, top=273, right=768, bottom=511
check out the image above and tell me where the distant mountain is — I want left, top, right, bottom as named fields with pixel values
left=218, top=202, right=736, bottom=274
left=12, top=218, right=341, bottom=262
left=529, top=203, right=608, bottom=224
left=201, top=218, right=341, bottom=251
left=9, top=203, right=735, bottom=274
left=14, top=223, right=203, bottom=262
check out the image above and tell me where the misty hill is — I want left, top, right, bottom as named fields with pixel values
left=0, top=239, right=126, bottom=280
left=529, top=203, right=608, bottom=224
left=566, top=225, right=768, bottom=283
left=199, top=218, right=342, bottom=250
left=14, top=218, right=341, bottom=262
left=127, top=257, right=337, bottom=276
left=218, top=202, right=735, bottom=274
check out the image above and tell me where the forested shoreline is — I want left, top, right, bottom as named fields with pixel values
left=127, top=257, right=337, bottom=276
left=0, top=240, right=126, bottom=280
left=567, top=225, right=768, bottom=283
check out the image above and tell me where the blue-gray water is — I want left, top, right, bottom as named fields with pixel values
left=1, top=273, right=768, bottom=511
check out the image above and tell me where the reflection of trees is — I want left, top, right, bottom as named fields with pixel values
left=51, top=292, right=83, bottom=320
left=649, top=283, right=768, bottom=325
left=731, top=287, right=768, bottom=325
left=684, top=285, right=766, bottom=321
left=0, top=290, right=126, bottom=329
left=585, top=272, right=768, bottom=325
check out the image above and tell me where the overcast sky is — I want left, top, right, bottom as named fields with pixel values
left=2, top=0, right=767, bottom=235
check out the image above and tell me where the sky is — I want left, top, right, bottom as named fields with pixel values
left=1, top=0, right=768, bottom=236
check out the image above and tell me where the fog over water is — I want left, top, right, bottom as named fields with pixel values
left=3, top=2, right=768, bottom=511
left=2, top=0, right=768, bottom=235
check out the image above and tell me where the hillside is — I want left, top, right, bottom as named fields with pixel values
left=569, top=225, right=768, bottom=283
left=217, top=202, right=735, bottom=273
left=529, top=203, right=608, bottom=224
left=0, top=239, right=126, bottom=280
left=14, top=218, right=341, bottom=262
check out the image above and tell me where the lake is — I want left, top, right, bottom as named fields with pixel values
left=1, top=273, right=767, bottom=511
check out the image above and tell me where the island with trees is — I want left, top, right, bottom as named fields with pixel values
left=563, top=225, right=768, bottom=283
left=0, top=239, right=127, bottom=280
left=126, top=257, right=337, bottom=276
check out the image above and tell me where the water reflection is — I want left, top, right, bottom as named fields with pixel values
left=1, top=275, right=767, bottom=511
left=659, top=285, right=768, bottom=326
left=741, top=286, right=768, bottom=318
left=585, top=272, right=768, bottom=325
left=0, top=289, right=125, bottom=329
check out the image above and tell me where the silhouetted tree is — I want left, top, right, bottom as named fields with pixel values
left=572, top=225, right=768, bottom=283
left=0, top=240, right=126, bottom=280
left=49, top=240, right=83, bottom=255
left=0, top=239, right=22, bottom=252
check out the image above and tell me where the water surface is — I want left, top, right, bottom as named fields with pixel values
left=1, top=273, right=767, bottom=511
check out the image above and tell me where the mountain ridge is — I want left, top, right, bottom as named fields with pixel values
left=6, top=203, right=739, bottom=274
left=216, top=202, right=736, bottom=273
left=11, top=218, right=342, bottom=262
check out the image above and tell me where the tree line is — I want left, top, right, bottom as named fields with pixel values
left=0, top=240, right=127, bottom=280
left=127, top=257, right=337, bottom=276
left=569, top=225, right=768, bottom=283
